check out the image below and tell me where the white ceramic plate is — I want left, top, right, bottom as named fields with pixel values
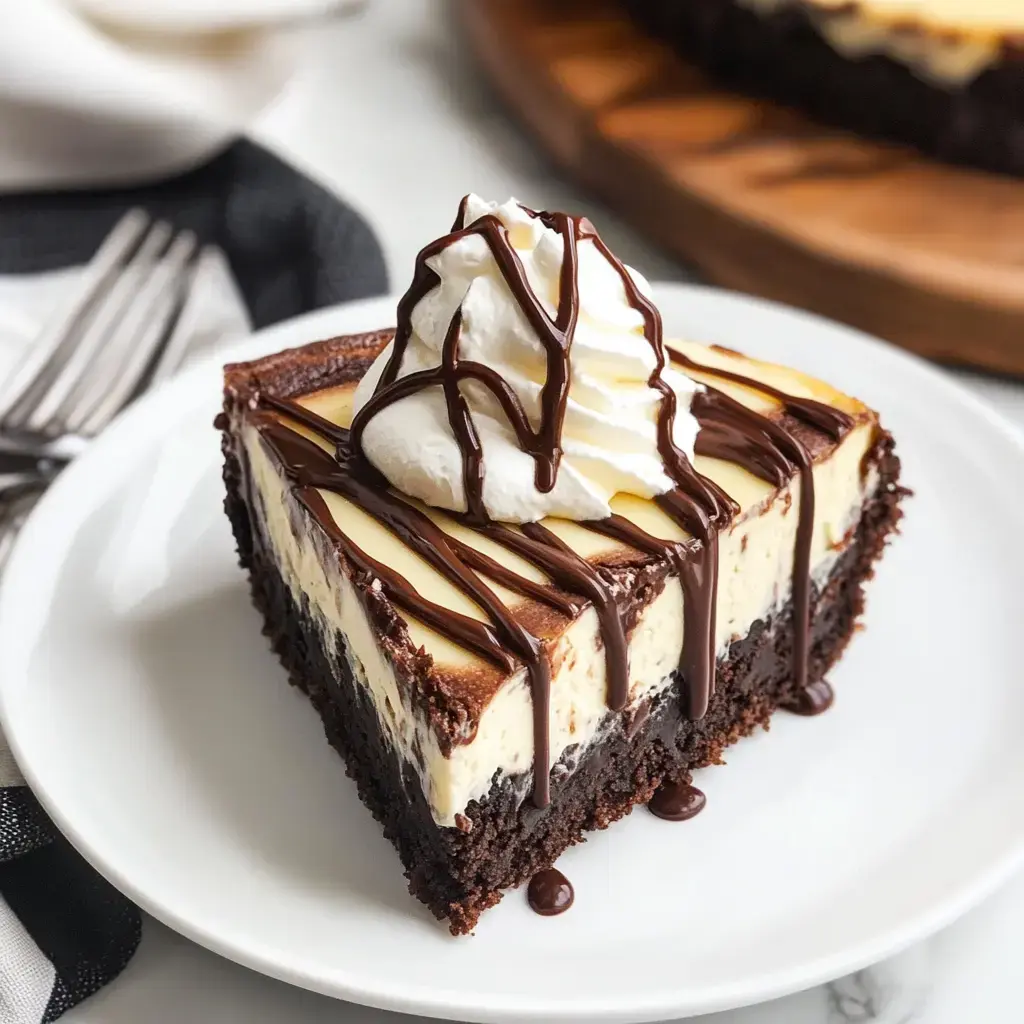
left=3, top=286, right=1024, bottom=1024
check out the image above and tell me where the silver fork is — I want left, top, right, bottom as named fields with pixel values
left=0, top=211, right=199, bottom=445
left=0, top=210, right=207, bottom=566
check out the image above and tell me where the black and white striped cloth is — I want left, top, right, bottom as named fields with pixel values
left=0, top=139, right=387, bottom=1022
left=0, top=738, right=141, bottom=1022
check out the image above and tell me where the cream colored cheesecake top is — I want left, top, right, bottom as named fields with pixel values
left=270, top=339, right=871, bottom=682
left=770, top=0, right=1022, bottom=34
left=740, top=0, right=1019, bottom=85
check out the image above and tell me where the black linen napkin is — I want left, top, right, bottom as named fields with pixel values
left=0, top=139, right=387, bottom=1023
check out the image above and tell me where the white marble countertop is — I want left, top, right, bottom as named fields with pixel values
left=66, top=1, right=1024, bottom=1021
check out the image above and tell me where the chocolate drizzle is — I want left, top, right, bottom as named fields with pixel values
left=592, top=235, right=736, bottom=719
left=668, top=348, right=854, bottom=697
left=349, top=202, right=584, bottom=513
left=672, top=346, right=855, bottom=441
left=255, top=198, right=859, bottom=813
left=457, top=520, right=633, bottom=712
left=257, top=410, right=524, bottom=674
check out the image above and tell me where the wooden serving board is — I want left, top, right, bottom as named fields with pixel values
left=457, top=0, right=1024, bottom=376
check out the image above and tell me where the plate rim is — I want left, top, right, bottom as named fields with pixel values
left=4, top=283, right=1024, bottom=1022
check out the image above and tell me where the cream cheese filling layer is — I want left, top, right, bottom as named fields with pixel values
left=738, top=0, right=1008, bottom=86
left=244, top=414, right=876, bottom=828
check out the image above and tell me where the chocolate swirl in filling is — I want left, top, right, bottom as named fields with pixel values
left=255, top=200, right=854, bottom=811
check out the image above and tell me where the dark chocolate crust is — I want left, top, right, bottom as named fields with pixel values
left=222, top=399, right=904, bottom=933
left=223, top=330, right=388, bottom=404
left=623, top=0, right=1024, bottom=178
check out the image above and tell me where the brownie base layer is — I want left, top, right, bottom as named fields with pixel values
left=223, top=435, right=903, bottom=935
left=623, top=0, right=1024, bottom=178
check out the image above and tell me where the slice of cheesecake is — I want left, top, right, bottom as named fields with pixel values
left=624, top=0, right=1024, bottom=177
left=218, top=197, right=904, bottom=933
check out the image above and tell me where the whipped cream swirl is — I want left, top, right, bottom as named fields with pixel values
left=352, top=196, right=700, bottom=523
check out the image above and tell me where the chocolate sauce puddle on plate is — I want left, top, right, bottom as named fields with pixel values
left=649, top=781, right=707, bottom=822
left=527, top=868, right=574, bottom=916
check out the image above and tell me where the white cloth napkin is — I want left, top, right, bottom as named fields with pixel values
left=0, top=0, right=360, bottom=192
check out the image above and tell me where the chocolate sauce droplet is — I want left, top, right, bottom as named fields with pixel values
left=783, top=679, right=834, bottom=716
left=648, top=780, right=707, bottom=821
left=527, top=868, right=574, bottom=916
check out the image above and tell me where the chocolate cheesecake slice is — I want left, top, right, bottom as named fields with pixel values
left=219, top=197, right=904, bottom=933
left=623, top=0, right=1024, bottom=177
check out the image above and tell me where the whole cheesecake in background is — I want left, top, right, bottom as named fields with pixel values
left=622, top=0, right=1024, bottom=177
left=218, top=196, right=905, bottom=934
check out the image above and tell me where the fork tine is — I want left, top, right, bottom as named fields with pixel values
left=146, top=246, right=221, bottom=387
left=15, top=220, right=175, bottom=437
left=66, top=231, right=198, bottom=438
left=0, top=209, right=150, bottom=423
